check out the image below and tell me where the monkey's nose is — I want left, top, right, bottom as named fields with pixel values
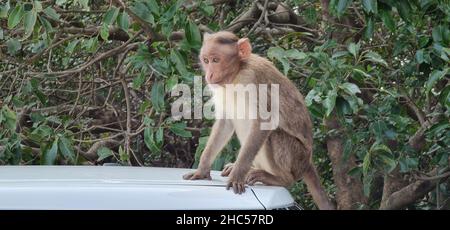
left=206, top=74, right=214, bottom=83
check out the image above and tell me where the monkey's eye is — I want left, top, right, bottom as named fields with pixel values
left=212, top=58, right=220, bottom=63
left=203, top=58, right=209, bottom=64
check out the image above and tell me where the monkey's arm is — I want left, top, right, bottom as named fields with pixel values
left=183, top=119, right=234, bottom=180
left=227, top=120, right=272, bottom=194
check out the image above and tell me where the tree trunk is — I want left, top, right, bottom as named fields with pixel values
left=326, top=117, right=367, bottom=209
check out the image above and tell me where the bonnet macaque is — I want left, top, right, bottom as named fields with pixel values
left=183, top=31, right=334, bottom=210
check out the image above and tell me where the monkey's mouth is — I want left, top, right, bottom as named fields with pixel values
left=206, top=78, right=226, bottom=85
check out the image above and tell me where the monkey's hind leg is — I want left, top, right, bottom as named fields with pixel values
left=245, top=169, right=293, bottom=187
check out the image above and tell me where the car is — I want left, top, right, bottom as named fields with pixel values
left=0, top=166, right=301, bottom=210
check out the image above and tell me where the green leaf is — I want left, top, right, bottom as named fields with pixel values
left=363, top=172, right=373, bottom=197
left=8, top=4, right=24, bottom=29
left=0, top=1, right=10, bottom=18
left=267, top=47, right=284, bottom=60
left=380, top=9, right=395, bottom=31
left=6, top=38, right=21, bottom=55
left=415, top=49, right=424, bottom=64
left=305, top=89, right=321, bottom=106
left=151, top=81, right=165, bottom=112
left=132, top=72, right=146, bottom=89
left=170, top=50, right=187, bottom=75
left=362, top=151, right=371, bottom=175
left=332, top=50, right=349, bottom=59
left=39, top=16, right=53, bottom=33
left=352, top=68, right=371, bottom=78
left=42, top=138, right=59, bottom=165
left=97, top=147, right=114, bottom=161
left=1, top=106, right=17, bottom=131
left=439, top=85, right=450, bottom=109
left=364, top=51, right=388, bottom=66
left=145, top=0, right=160, bottom=15
left=156, top=127, right=164, bottom=146
left=370, top=143, right=392, bottom=154
left=65, top=39, right=79, bottom=54
left=304, top=6, right=317, bottom=25
left=119, top=146, right=128, bottom=162
left=83, top=37, right=99, bottom=53
left=103, top=6, right=119, bottom=25
left=267, top=47, right=291, bottom=75
left=395, top=0, right=411, bottom=23
left=336, top=0, right=351, bottom=16
left=34, top=1, right=43, bottom=12
left=362, top=0, right=377, bottom=14
left=364, top=16, right=374, bottom=39
left=43, top=7, right=60, bottom=20
left=342, top=139, right=353, bottom=162
left=285, top=49, right=307, bottom=60
left=377, top=152, right=397, bottom=173
left=58, top=136, right=75, bottom=162
left=200, top=4, right=214, bottom=16
left=30, top=78, right=48, bottom=105
left=139, top=100, right=151, bottom=114
left=347, top=42, right=359, bottom=58
left=340, top=82, right=361, bottom=95
left=323, top=89, right=337, bottom=116
left=347, top=166, right=362, bottom=177
left=130, top=2, right=154, bottom=25
left=75, top=0, right=89, bottom=9
left=165, top=76, right=179, bottom=92
left=23, top=9, right=37, bottom=39
left=100, top=24, right=109, bottom=41
left=185, top=20, right=202, bottom=49
left=399, top=157, right=419, bottom=173
left=169, top=122, right=192, bottom=138
left=342, top=94, right=360, bottom=113
left=280, top=58, right=290, bottom=76
left=432, top=26, right=443, bottom=43
left=371, top=120, right=387, bottom=140
left=144, top=128, right=161, bottom=153
left=418, top=36, right=429, bottom=48
left=117, top=11, right=130, bottom=32
left=426, top=69, right=448, bottom=92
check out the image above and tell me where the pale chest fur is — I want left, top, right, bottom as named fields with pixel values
left=209, top=84, right=255, bottom=141
left=209, top=84, right=277, bottom=175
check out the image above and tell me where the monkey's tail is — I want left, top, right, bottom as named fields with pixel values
left=302, top=166, right=336, bottom=210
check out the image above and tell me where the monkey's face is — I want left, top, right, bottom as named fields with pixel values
left=199, top=44, right=241, bottom=85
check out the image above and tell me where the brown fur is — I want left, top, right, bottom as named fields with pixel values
left=183, top=31, right=334, bottom=210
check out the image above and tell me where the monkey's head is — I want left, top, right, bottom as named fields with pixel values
left=199, top=31, right=252, bottom=85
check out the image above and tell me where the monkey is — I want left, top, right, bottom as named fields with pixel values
left=182, top=31, right=334, bottom=210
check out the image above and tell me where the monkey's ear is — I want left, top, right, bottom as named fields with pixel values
left=203, top=32, right=211, bottom=41
left=237, top=38, right=252, bottom=59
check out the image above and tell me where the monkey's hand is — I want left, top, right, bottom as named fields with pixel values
left=226, top=173, right=246, bottom=194
left=182, top=170, right=212, bottom=180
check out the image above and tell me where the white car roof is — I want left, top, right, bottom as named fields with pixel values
left=0, top=166, right=294, bottom=210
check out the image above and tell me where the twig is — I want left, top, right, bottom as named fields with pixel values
left=415, top=171, right=450, bottom=181
left=69, top=73, right=83, bottom=116
left=246, top=0, right=269, bottom=37
left=25, top=32, right=142, bottom=77
left=115, top=48, right=143, bottom=166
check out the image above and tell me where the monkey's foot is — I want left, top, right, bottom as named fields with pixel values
left=226, top=179, right=246, bottom=194
left=226, top=172, right=246, bottom=194
left=182, top=170, right=212, bottom=180
left=245, top=169, right=284, bottom=186
left=221, top=163, right=234, bottom=176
